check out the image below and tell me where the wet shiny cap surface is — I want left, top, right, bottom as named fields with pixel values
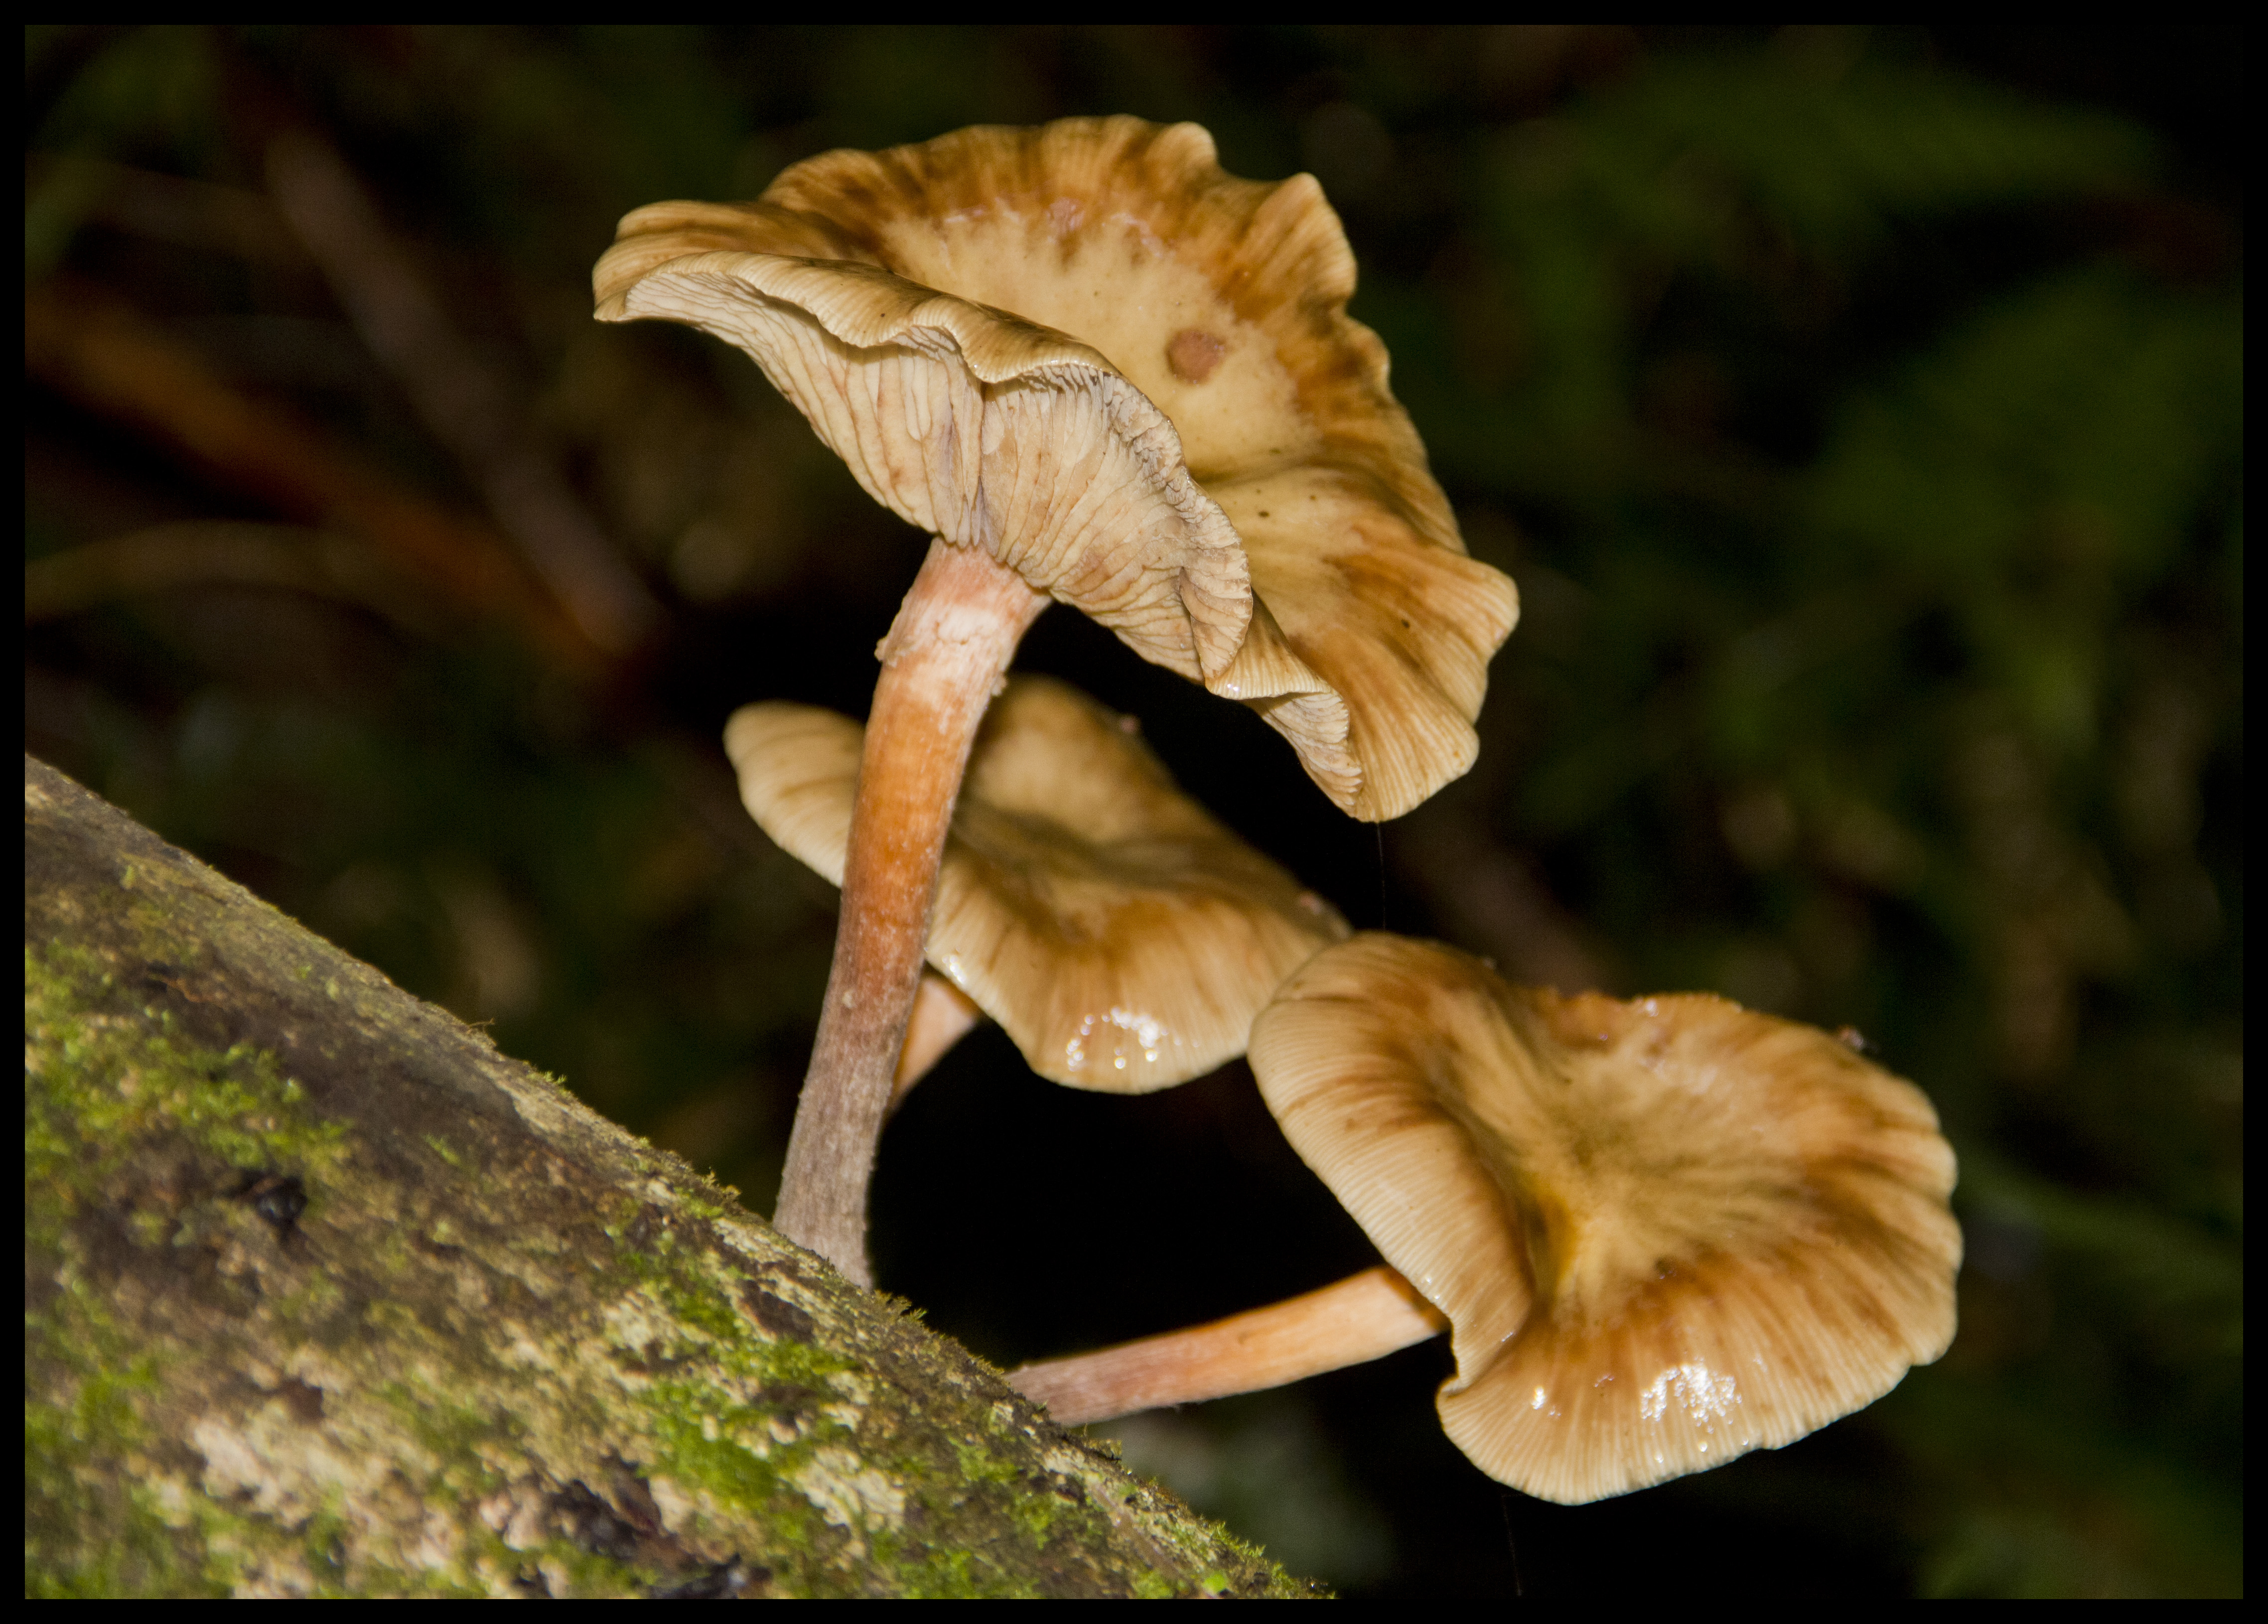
left=727, top=675, right=1348, bottom=1091
left=1250, top=933, right=1962, bottom=1503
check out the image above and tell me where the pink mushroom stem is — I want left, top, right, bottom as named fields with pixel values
left=772, top=538, right=1047, bottom=1283
left=889, top=973, right=985, bottom=1117
left=1010, top=1264, right=1450, bottom=1427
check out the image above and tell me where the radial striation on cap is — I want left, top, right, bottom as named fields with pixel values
left=727, top=675, right=1349, bottom=1090
left=1250, top=934, right=1961, bottom=1504
left=599, top=117, right=1517, bottom=820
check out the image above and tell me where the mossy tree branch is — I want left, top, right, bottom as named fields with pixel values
left=23, top=755, right=1312, bottom=1599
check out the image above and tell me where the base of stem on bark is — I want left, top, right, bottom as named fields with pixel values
left=771, top=539, right=1047, bottom=1284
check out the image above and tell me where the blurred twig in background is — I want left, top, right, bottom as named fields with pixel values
left=26, top=151, right=305, bottom=273
left=25, top=279, right=600, bottom=670
left=22, top=521, right=431, bottom=632
left=266, top=131, right=664, bottom=656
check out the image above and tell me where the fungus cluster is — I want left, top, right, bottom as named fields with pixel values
left=596, top=116, right=1958, bottom=1507
left=1014, top=936, right=1960, bottom=1503
left=598, top=116, right=1513, bottom=1280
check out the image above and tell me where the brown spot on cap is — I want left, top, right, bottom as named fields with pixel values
left=596, top=117, right=1519, bottom=819
left=1167, top=327, right=1227, bottom=384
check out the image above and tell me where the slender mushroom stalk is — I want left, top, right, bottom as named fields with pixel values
left=772, top=540, right=1047, bottom=1267
left=1011, top=1264, right=1447, bottom=1427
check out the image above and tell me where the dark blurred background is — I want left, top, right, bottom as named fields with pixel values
left=24, top=26, right=2241, bottom=1598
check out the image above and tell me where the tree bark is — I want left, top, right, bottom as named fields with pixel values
left=23, top=755, right=1314, bottom=1599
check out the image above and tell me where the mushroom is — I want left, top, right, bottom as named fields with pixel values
left=595, top=118, right=1515, bottom=1279
left=1012, top=934, right=1961, bottom=1504
left=893, top=971, right=985, bottom=1110
left=725, top=674, right=1350, bottom=1097
left=1007, top=1264, right=1448, bottom=1426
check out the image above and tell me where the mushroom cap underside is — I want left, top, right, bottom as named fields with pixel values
left=726, top=675, right=1348, bottom=1090
left=1250, top=933, right=1961, bottom=1504
left=600, top=116, right=1518, bottom=820
left=602, top=249, right=1251, bottom=689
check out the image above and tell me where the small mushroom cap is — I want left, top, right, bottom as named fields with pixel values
left=726, top=675, right=1349, bottom=1091
left=600, top=118, right=1518, bottom=820
left=1250, top=934, right=1960, bottom=1504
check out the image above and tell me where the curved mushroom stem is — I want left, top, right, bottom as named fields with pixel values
left=1009, top=1264, right=1449, bottom=1427
left=774, top=539, right=1048, bottom=1282
left=889, top=972, right=985, bottom=1118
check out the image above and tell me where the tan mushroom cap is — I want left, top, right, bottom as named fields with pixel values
left=599, top=117, right=1518, bottom=820
left=727, top=675, right=1349, bottom=1091
left=1250, top=935, right=1960, bottom=1504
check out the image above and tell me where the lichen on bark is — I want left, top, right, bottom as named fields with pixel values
left=23, top=755, right=1315, bottom=1599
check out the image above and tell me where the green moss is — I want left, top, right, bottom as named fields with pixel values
left=300, top=1505, right=351, bottom=1585
left=377, top=1381, right=513, bottom=1493
left=23, top=1221, right=347, bottom=1599
left=877, top=1522, right=1051, bottom=1600
left=25, top=945, right=351, bottom=1212
left=952, top=1437, right=1022, bottom=1489
left=26, top=942, right=367, bottom=1596
left=26, top=940, right=570, bottom=1596
left=898, top=1545, right=983, bottom=1598
left=612, top=1229, right=852, bottom=1388
left=590, top=1215, right=1162, bottom=1597
left=672, top=1181, right=734, bottom=1224
left=573, top=1216, right=859, bottom=1590
left=23, top=1301, right=189, bottom=1598
left=25, top=886, right=1313, bottom=1598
